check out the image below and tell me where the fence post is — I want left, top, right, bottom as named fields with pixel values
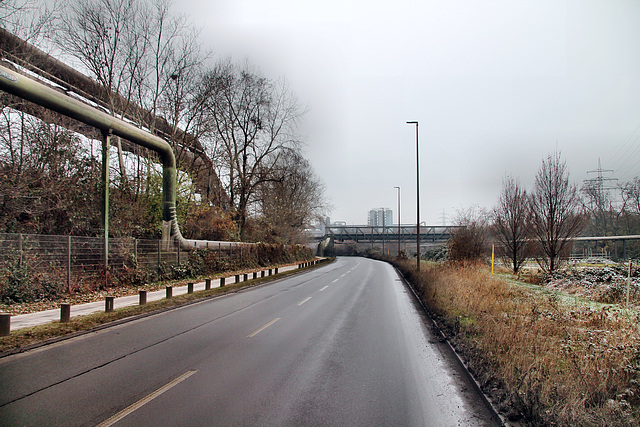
left=105, top=296, right=114, bottom=313
left=60, top=304, right=71, bottom=323
left=0, top=313, right=10, bottom=336
left=166, top=286, right=173, bottom=298
left=269, top=269, right=272, bottom=276
left=275, top=268, right=278, bottom=274
left=220, top=277, right=225, bottom=287
left=101, top=130, right=110, bottom=278
left=253, top=272, right=257, bottom=279
left=243, top=274, right=248, bottom=281
left=205, top=278, right=211, bottom=290
left=18, top=233, right=23, bottom=267
left=188, top=282, right=194, bottom=294
left=235, top=274, right=240, bottom=284
left=627, top=260, right=632, bottom=309
left=261, top=271, right=265, bottom=277
left=139, top=290, right=147, bottom=305
left=67, top=235, right=72, bottom=293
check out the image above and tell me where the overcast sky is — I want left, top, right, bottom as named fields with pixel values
left=179, top=0, right=640, bottom=225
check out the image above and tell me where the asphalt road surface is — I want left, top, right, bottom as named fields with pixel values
left=0, top=257, right=498, bottom=426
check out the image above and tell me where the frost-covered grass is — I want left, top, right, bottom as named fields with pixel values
left=394, top=259, right=640, bottom=426
left=505, top=275, right=639, bottom=316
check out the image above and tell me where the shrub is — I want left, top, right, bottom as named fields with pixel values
left=37, top=268, right=65, bottom=300
left=0, top=260, right=35, bottom=303
left=448, top=207, right=489, bottom=262
left=0, top=242, right=314, bottom=304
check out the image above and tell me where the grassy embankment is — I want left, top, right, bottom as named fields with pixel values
left=394, top=259, right=640, bottom=426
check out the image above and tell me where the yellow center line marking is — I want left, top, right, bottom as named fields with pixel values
left=248, top=318, right=280, bottom=338
left=97, top=370, right=197, bottom=427
left=298, top=297, right=312, bottom=306
left=319, top=286, right=329, bottom=292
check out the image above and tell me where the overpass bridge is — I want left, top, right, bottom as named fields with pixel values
left=323, top=225, right=460, bottom=244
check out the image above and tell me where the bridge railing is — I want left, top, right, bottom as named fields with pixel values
left=325, top=225, right=461, bottom=242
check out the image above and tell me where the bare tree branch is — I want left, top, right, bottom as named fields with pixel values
left=529, top=151, right=586, bottom=272
left=492, top=176, right=529, bottom=273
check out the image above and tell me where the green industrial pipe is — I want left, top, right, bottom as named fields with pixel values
left=0, top=63, right=188, bottom=247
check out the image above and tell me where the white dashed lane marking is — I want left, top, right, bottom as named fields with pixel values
left=298, top=297, right=312, bottom=307
left=248, top=318, right=281, bottom=338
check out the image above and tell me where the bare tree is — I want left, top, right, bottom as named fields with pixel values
left=492, top=176, right=529, bottom=273
left=142, top=3, right=224, bottom=202
left=201, top=60, right=305, bottom=239
left=448, top=206, right=489, bottom=262
left=139, top=0, right=199, bottom=120
left=581, top=164, right=619, bottom=236
left=529, top=152, right=585, bottom=272
left=621, top=177, right=640, bottom=216
left=57, top=0, right=148, bottom=188
left=54, top=0, right=222, bottom=204
left=257, top=152, right=327, bottom=243
left=0, top=0, right=60, bottom=44
left=616, top=178, right=640, bottom=235
left=0, top=113, right=101, bottom=234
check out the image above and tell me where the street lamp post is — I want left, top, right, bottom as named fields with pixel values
left=394, top=186, right=401, bottom=256
left=406, top=121, right=420, bottom=272
left=382, top=209, right=385, bottom=254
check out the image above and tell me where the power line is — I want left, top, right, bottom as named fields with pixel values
left=607, top=123, right=640, bottom=170
left=439, top=209, right=449, bottom=226
left=615, top=132, right=640, bottom=182
left=582, top=158, right=619, bottom=207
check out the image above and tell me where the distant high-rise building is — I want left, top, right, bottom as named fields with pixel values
left=368, top=208, right=393, bottom=226
left=367, top=209, right=377, bottom=226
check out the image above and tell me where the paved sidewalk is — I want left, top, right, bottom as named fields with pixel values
left=8, top=263, right=304, bottom=331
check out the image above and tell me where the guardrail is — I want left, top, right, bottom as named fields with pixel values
left=0, top=257, right=329, bottom=336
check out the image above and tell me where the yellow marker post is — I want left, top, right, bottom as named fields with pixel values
left=491, top=244, right=495, bottom=275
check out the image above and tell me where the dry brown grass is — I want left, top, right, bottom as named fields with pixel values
left=395, top=259, right=640, bottom=426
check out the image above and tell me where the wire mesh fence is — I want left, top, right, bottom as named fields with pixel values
left=0, top=232, right=244, bottom=292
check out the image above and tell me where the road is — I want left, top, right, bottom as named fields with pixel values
left=0, top=257, right=498, bottom=426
